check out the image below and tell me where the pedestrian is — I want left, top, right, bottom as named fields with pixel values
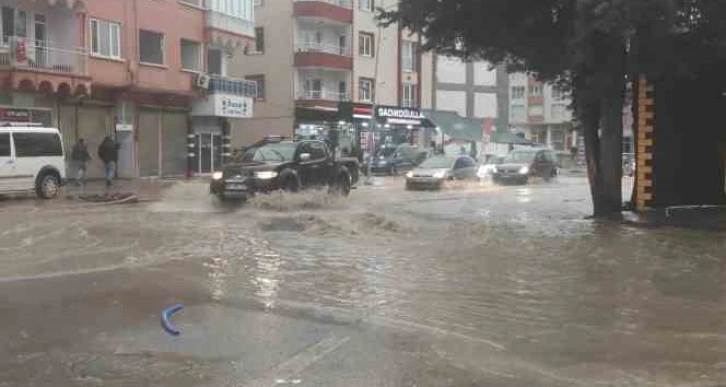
left=70, top=138, right=91, bottom=186
left=98, top=136, right=119, bottom=188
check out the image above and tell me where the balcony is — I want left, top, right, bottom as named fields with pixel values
left=296, top=89, right=349, bottom=109
left=293, top=0, right=353, bottom=25
left=208, top=75, right=258, bottom=98
left=294, top=42, right=352, bottom=70
left=0, top=38, right=90, bottom=95
left=205, top=9, right=255, bottom=50
left=298, top=90, right=349, bottom=101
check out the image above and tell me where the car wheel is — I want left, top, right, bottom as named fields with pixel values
left=282, top=176, right=299, bottom=193
left=330, top=174, right=351, bottom=196
left=36, top=173, right=60, bottom=199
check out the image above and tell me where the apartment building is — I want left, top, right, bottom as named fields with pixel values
left=0, top=0, right=256, bottom=178
left=509, top=73, right=575, bottom=151
left=234, top=0, right=435, bottom=153
left=433, top=57, right=509, bottom=132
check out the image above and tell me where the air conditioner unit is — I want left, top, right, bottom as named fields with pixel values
left=194, top=73, right=211, bottom=90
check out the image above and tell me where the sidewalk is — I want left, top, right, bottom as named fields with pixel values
left=63, top=178, right=180, bottom=202
left=622, top=206, right=726, bottom=230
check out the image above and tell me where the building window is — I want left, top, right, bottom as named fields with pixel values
left=511, top=105, right=526, bottom=122
left=401, top=40, right=417, bottom=72
left=511, top=86, right=525, bottom=99
left=338, top=81, right=348, bottom=100
left=402, top=84, right=417, bottom=107
left=359, top=0, right=374, bottom=11
left=90, top=19, right=122, bottom=59
left=359, top=78, right=374, bottom=102
left=207, top=48, right=223, bottom=75
left=180, top=39, right=201, bottom=71
left=139, top=30, right=164, bottom=65
left=551, top=103, right=568, bottom=121
left=528, top=84, right=542, bottom=96
left=245, top=75, right=265, bottom=99
left=552, top=87, right=567, bottom=101
left=254, top=27, right=264, bottom=53
left=359, top=32, right=374, bottom=57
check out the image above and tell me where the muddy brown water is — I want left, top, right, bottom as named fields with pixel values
left=1, top=177, right=725, bottom=385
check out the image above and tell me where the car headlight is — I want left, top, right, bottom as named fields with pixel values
left=254, top=171, right=278, bottom=180
left=433, top=170, right=447, bottom=179
left=406, top=171, right=414, bottom=178
left=212, top=171, right=223, bottom=180
left=519, top=166, right=530, bottom=175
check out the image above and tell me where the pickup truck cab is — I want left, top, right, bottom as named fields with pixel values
left=210, top=139, right=359, bottom=201
left=0, top=127, right=66, bottom=199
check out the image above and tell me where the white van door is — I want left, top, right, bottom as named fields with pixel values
left=0, top=132, right=18, bottom=191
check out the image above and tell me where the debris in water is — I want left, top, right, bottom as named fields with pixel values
left=160, top=303, right=184, bottom=336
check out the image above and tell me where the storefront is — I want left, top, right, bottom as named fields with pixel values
left=191, top=93, right=254, bottom=174
left=337, top=103, right=436, bottom=160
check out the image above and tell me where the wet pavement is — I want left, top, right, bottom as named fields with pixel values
left=1, top=176, right=725, bottom=386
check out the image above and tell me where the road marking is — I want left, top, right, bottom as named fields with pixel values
left=244, top=335, right=350, bottom=387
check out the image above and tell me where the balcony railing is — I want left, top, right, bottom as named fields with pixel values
left=209, top=75, right=258, bottom=97
left=0, top=38, right=87, bottom=75
left=293, top=0, right=353, bottom=9
left=206, top=10, right=255, bottom=38
left=296, top=41, right=351, bottom=57
left=297, top=90, right=350, bottom=101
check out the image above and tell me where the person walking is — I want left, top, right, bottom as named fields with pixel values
left=98, top=136, right=119, bottom=188
left=70, top=138, right=91, bottom=186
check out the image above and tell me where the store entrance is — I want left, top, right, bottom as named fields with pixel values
left=194, top=133, right=222, bottom=174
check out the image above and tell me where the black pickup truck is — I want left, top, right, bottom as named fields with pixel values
left=210, top=139, right=360, bottom=201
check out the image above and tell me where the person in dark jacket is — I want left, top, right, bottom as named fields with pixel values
left=71, top=138, right=91, bottom=186
left=98, top=136, right=119, bottom=188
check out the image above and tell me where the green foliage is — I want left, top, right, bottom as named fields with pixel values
left=379, top=0, right=726, bottom=81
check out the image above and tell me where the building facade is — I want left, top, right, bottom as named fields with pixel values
left=233, top=0, right=434, bottom=152
left=508, top=72, right=575, bottom=152
left=432, top=57, right=509, bottom=133
left=0, top=0, right=256, bottom=178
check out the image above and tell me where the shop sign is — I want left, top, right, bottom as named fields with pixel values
left=375, top=105, right=423, bottom=120
left=0, top=108, right=31, bottom=123
left=192, top=95, right=254, bottom=118
left=375, top=105, right=424, bottom=126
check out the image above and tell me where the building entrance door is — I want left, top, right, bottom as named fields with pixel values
left=195, top=133, right=222, bottom=174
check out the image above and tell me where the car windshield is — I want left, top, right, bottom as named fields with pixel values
left=377, top=146, right=398, bottom=157
left=242, top=143, right=296, bottom=163
left=502, top=151, right=536, bottom=164
left=419, top=156, right=455, bottom=169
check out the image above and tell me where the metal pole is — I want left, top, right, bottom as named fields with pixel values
left=364, top=25, right=385, bottom=186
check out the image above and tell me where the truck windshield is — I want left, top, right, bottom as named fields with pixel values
left=502, top=151, right=536, bottom=164
left=243, top=143, right=297, bottom=163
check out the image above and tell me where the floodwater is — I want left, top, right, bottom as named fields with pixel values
left=1, top=176, right=725, bottom=386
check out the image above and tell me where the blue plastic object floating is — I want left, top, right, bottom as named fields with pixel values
left=161, top=303, right=184, bottom=336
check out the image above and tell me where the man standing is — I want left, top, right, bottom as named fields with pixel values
left=70, top=138, right=91, bottom=186
left=98, top=136, right=119, bottom=188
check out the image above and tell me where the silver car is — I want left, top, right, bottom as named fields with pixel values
left=405, top=155, right=478, bottom=190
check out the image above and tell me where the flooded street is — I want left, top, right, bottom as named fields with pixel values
left=1, top=176, right=725, bottom=386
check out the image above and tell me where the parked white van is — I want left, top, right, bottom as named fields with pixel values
left=0, top=127, right=66, bottom=199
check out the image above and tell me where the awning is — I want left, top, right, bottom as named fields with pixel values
left=489, top=130, right=536, bottom=145
left=422, top=110, right=482, bottom=141
left=422, top=109, right=536, bottom=144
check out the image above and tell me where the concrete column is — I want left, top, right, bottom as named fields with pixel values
left=222, top=118, right=232, bottom=166
left=187, top=116, right=195, bottom=178
left=546, top=126, right=553, bottom=148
